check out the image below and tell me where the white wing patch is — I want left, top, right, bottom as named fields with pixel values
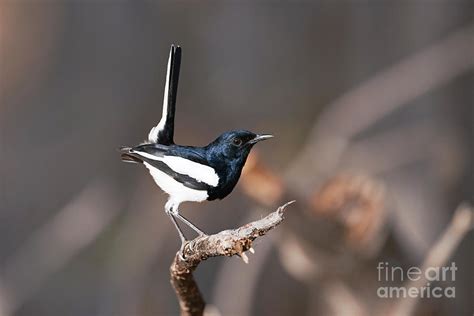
left=160, top=156, right=219, bottom=187
left=144, top=162, right=209, bottom=204
left=148, top=48, right=172, bottom=143
left=134, top=151, right=219, bottom=187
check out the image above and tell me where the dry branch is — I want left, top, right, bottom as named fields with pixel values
left=170, top=201, right=294, bottom=316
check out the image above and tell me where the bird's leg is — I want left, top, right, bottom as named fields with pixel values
left=172, top=209, right=207, bottom=237
left=165, top=212, right=187, bottom=260
left=165, top=202, right=189, bottom=260
left=165, top=205, right=187, bottom=244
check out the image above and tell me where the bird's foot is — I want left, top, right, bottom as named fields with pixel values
left=178, top=241, right=187, bottom=261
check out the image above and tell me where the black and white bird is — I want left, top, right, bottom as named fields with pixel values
left=120, top=45, right=273, bottom=248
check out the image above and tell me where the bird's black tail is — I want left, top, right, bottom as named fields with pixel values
left=148, top=45, right=182, bottom=145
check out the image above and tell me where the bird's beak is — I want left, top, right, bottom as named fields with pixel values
left=249, top=134, right=274, bottom=144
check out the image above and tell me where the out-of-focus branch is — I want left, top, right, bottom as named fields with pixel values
left=388, top=203, right=474, bottom=316
left=315, top=25, right=474, bottom=139
left=285, top=23, right=474, bottom=192
left=0, top=180, right=120, bottom=316
left=242, top=152, right=388, bottom=257
left=170, top=201, right=293, bottom=316
left=217, top=23, right=473, bottom=316
left=97, top=179, right=173, bottom=316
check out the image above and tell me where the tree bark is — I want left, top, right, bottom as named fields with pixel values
left=169, top=201, right=293, bottom=316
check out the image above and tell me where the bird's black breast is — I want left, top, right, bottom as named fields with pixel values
left=205, top=158, right=245, bottom=201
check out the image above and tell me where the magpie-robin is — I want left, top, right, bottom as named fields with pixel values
left=120, top=45, right=273, bottom=248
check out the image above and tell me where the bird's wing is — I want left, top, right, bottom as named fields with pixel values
left=148, top=45, right=182, bottom=145
left=124, top=144, right=219, bottom=190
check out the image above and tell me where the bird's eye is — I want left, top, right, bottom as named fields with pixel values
left=232, top=138, right=243, bottom=146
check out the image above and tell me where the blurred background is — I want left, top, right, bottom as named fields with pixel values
left=0, top=1, right=472, bottom=316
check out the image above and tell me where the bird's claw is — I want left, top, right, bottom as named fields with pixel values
left=178, top=242, right=187, bottom=261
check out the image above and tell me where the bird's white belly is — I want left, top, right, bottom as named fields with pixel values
left=144, top=162, right=208, bottom=204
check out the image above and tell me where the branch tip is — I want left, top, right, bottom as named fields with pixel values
left=240, top=252, right=249, bottom=264
left=453, top=202, right=474, bottom=232
left=277, top=200, right=296, bottom=214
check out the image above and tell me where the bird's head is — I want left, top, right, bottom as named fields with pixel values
left=207, top=130, right=273, bottom=161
